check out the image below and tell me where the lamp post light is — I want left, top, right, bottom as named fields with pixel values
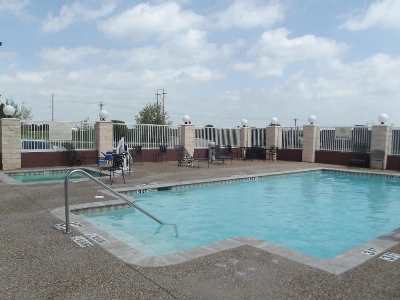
left=241, top=118, right=248, bottom=127
left=308, top=115, right=317, bottom=125
left=99, top=109, right=109, bottom=121
left=270, top=117, right=279, bottom=126
left=182, top=114, right=191, bottom=125
left=378, top=113, right=389, bottom=125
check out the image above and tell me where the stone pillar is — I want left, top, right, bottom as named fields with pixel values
left=266, top=125, right=282, bottom=149
left=95, top=121, right=113, bottom=156
left=370, top=125, right=391, bottom=169
left=180, top=124, right=194, bottom=157
left=240, top=126, right=251, bottom=159
left=0, top=118, right=21, bottom=170
left=302, top=125, right=320, bottom=163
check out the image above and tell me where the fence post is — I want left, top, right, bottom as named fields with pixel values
left=266, top=125, right=282, bottom=149
left=239, top=122, right=251, bottom=159
left=302, top=124, right=320, bottom=163
left=0, top=118, right=21, bottom=170
left=95, top=121, right=113, bottom=156
left=370, top=124, right=392, bottom=169
left=180, top=115, right=194, bottom=156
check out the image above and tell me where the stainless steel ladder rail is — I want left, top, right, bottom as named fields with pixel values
left=64, top=169, right=177, bottom=235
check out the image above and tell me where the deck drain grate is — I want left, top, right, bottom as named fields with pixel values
left=362, top=247, right=378, bottom=256
left=54, top=222, right=82, bottom=231
left=379, top=252, right=400, bottom=262
left=84, top=233, right=107, bottom=244
left=71, top=236, right=94, bottom=248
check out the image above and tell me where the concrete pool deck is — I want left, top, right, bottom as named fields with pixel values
left=1, top=160, right=400, bottom=299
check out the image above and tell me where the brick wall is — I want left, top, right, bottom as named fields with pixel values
left=277, top=149, right=303, bottom=162
left=21, top=150, right=98, bottom=168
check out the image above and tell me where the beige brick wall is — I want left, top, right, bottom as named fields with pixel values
left=370, top=125, right=391, bottom=169
left=0, top=118, right=21, bottom=170
left=95, top=121, right=113, bottom=156
left=180, top=125, right=194, bottom=156
left=265, top=126, right=282, bottom=149
left=302, top=125, right=320, bottom=163
left=240, top=127, right=252, bottom=148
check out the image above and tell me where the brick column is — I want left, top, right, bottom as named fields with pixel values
left=370, top=125, right=391, bottom=169
left=302, top=125, right=320, bottom=163
left=266, top=125, right=282, bottom=149
left=0, top=118, right=21, bottom=170
left=95, top=121, right=113, bottom=156
left=180, top=124, right=194, bottom=157
left=240, top=126, right=251, bottom=159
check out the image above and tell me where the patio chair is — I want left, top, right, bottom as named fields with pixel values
left=370, top=150, right=385, bottom=169
left=97, top=153, right=126, bottom=184
left=158, top=144, right=168, bottom=162
left=215, top=145, right=233, bottom=163
left=176, top=145, right=207, bottom=168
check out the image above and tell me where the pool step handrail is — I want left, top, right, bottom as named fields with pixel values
left=64, top=168, right=171, bottom=234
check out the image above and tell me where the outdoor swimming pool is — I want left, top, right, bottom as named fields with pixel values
left=82, top=170, right=400, bottom=259
left=8, top=168, right=102, bottom=183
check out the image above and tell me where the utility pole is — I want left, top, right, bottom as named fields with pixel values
left=161, top=88, right=167, bottom=116
left=51, top=94, right=54, bottom=121
left=155, top=89, right=161, bottom=106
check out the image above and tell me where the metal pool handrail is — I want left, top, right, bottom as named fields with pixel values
left=64, top=168, right=176, bottom=235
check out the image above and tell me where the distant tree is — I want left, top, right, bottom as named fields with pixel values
left=0, top=98, right=32, bottom=120
left=205, top=124, right=214, bottom=127
left=135, top=103, right=170, bottom=125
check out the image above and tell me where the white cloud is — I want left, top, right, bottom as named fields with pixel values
left=0, top=51, right=17, bottom=61
left=343, top=0, right=400, bottom=31
left=0, top=0, right=29, bottom=15
left=42, top=0, right=117, bottom=33
left=99, top=2, right=203, bottom=40
left=215, top=0, right=284, bottom=30
left=40, top=47, right=101, bottom=65
left=235, top=28, right=346, bottom=77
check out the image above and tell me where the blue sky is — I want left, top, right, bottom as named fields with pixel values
left=1, top=0, right=400, bottom=127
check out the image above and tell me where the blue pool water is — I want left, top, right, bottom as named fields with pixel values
left=82, top=171, right=400, bottom=258
left=8, top=168, right=102, bottom=183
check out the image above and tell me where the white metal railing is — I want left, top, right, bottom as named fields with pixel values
left=320, top=126, right=371, bottom=152
left=281, top=127, right=303, bottom=149
left=194, top=127, right=240, bottom=148
left=391, top=128, right=400, bottom=155
left=113, top=123, right=181, bottom=149
left=21, top=121, right=96, bottom=152
left=251, top=128, right=265, bottom=147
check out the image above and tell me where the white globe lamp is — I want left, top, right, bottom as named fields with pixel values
left=99, top=109, right=109, bottom=121
left=182, top=114, right=191, bottom=125
left=3, top=104, right=15, bottom=117
left=308, top=115, right=317, bottom=125
left=271, top=117, right=279, bottom=126
left=241, top=118, right=248, bottom=127
left=378, top=113, right=389, bottom=125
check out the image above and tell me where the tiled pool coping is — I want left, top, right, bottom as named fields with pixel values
left=51, top=167, right=400, bottom=275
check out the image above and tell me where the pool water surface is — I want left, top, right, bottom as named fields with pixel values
left=82, top=170, right=400, bottom=259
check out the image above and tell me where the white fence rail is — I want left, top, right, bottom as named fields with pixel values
left=320, top=126, right=371, bottom=152
left=194, top=127, right=240, bottom=148
left=281, top=127, right=303, bottom=149
left=251, top=128, right=265, bottom=147
left=391, top=128, right=400, bottom=155
left=21, top=121, right=96, bottom=152
left=113, top=123, right=181, bottom=149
